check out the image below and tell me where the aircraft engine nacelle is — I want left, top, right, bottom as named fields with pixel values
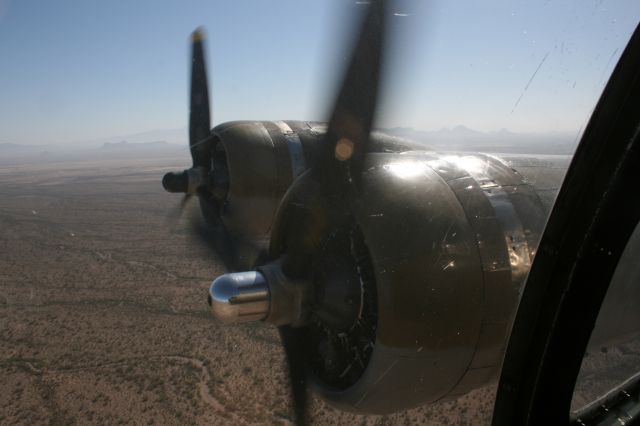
left=208, top=150, right=559, bottom=413
left=197, top=120, right=313, bottom=241
left=171, top=120, right=422, bottom=267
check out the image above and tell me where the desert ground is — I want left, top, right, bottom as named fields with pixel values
left=0, top=150, right=496, bottom=425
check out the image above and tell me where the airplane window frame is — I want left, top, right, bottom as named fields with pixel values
left=492, top=22, right=640, bottom=426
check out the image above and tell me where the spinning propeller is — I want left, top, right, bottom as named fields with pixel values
left=279, top=2, right=388, bottom=423
left=207, top=1, right=391, bottom=424
left=163, top=2, right=393, bottom=423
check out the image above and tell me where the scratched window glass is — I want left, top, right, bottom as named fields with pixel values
left=0, top=1, right=638, bottom=425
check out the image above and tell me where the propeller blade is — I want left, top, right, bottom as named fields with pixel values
left=165, top=193, right=192, bottom=226
left=279, top=325, right=309, bottom=426
left=318, top=0, right=388, bottom=192
left=189, top=28, right=212, bottom=169
left=277, top=1, right=390, bottom=423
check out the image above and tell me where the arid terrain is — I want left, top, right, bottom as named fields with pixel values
left=0, top=150, right=495, bottom=425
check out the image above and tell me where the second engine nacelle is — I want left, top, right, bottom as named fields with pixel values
left=165, top=120, right=423, bottom=268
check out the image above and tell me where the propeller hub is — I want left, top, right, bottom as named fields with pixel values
left=162, top=171, right=189, bottom=193
left=208, top=271, right=270, bottom=323
left=209, top=259, right=312, bottom=326
left=161, top=167, right=208, bottom=195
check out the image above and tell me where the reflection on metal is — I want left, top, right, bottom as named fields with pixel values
left=428, top=154, right=548, bottom=397
left=208, top=271, right=270, bottom=323
left=457, top=154, right=533, bottom=287
left=335, top=138, right=355, bottom=161
left=275, top=121, right=307, bottom=178
left=382, top=160, right=429, bottom=179
left=442, top=155, right=488, bottom=176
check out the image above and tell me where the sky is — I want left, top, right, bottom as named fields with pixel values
left=0, top=0, right=638, bottom=145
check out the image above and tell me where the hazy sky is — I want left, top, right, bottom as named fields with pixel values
left=0, top=0, right=638, bottom=145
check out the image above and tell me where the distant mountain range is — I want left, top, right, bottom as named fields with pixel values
left=100, top=140, right=170, bottom=150
left=91, top=124, right=577, bottom=155
left=0, top=143, right=47, bottom=151
left=81, top=128, right=186, bottom=147
left=1, top=125, right=579, bottom=161
left=0, top=138, right=184, bottom=165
